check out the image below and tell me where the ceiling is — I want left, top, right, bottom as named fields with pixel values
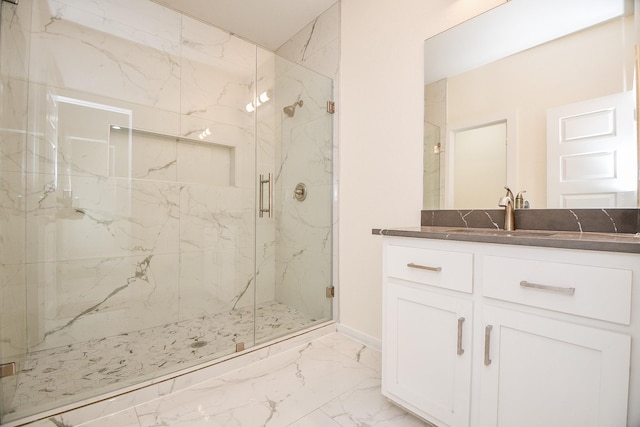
left=151, top=0, right=337, bottom=51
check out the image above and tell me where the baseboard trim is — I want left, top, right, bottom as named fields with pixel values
left=336, top=323, right=382, bottom=352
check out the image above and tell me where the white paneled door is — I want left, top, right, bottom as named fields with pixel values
left=547, top=91, right=637, bottom=208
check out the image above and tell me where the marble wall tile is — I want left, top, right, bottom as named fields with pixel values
left=180, top=16, right=255, bottom=125
left=26, top=174, right=180, bottom=263
left=0, top=171, right=25, bottom=265
left=25, top=85, right=183, bottom=179
left=179, top=183, right=253, bottom=252
left=110, top=130, right=177, bottom=182
left=0, top=78, right=28, bottom=175
left=0, top=264, right=26, bottom=359
left=27, top=253, right=180, bottom=350
left=279, top=117, right=333, bottom=187
left=255, top=220, right=276, bottom=305
left=275, top=3, right=340, bottom=79
left=0, top=0, right=31, bottom=82
left=274, top=243, right=332, bottom=320
left=178, top=250, right=253, bottom=320
left=272, top=58, right=333, bottom=321
left=29, top=0, right=182, bottom=112
left=176, top=140, right=233, bottom=186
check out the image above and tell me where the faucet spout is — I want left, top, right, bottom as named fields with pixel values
left=498, top=186, right=515, bottom=231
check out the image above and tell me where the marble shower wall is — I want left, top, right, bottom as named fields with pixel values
left=0, top=0, right=273, bottom=355
left=276, top=2, right=340, bottom=80
left=272, top=4, right=338, bottom=321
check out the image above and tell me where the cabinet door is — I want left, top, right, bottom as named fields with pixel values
left=383, top=281, right=473, bottom=427
left=480, top=306, right=631, bottom=427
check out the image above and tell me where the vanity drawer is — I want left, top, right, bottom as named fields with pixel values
left=482, top=255, right=632, bottom=324
left=386, top=245, right=473, bottom=293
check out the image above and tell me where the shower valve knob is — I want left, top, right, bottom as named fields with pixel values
left=294, top=183, right=307, bottom=201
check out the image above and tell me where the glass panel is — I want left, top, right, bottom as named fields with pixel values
left=254, top=50, right=333, bottom=345
left=0, top=1, right=333, bottom=424
left=0, top=0, right=30, bottom=423
left=0, top=0, right=258, bottom=422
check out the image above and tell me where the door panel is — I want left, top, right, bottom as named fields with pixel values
left=547, top=91, right=637, bottom=207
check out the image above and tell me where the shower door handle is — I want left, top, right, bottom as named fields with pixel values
left=259, top=173, right=272, bottom=218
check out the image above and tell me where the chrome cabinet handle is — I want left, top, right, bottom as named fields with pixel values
left=406, top=263, right=442, bottom=272
left=457, top=317, right=465, bottom=356
left=484, top=325, right=493, bottom=366
left=259, top=173, right=272, bottom=218
left=520, top=280, right=575, bottom=295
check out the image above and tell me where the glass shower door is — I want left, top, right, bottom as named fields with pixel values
left=0, top=0, right=260, bottom=422
left=254, top=50, right=334, bottom=345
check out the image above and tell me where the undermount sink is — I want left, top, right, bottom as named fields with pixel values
left=449, top=228, right=556, bottom=237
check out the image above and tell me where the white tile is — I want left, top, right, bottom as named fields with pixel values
left=135, top=339, right=377, bottom=427
left=320, top=378, right=430, bottom=427
left=288, top=409, right=341, bottom=427
left=25, top=175, right=181, bottom=263
left=180, top=16, right=255, bottom=127
left=110, top=130, right=177, bottom=181
left=315, top=333, right=381, bottom=372
left=29, top=0, right=181, bottom=111
left=78, top=408, right=141, bottom=427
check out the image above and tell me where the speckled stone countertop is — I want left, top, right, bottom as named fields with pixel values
left=372, top=226, right=640, bottom=254
left=373, top=209, right=640, bottom=254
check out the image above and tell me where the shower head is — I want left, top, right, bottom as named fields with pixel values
left=283, top=99, right=303, bottom=117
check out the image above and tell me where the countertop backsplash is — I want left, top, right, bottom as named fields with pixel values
left=420, top=209, right=640, bottom=234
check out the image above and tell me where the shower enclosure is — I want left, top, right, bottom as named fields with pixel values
left=0, top=0, right=334, bottom=424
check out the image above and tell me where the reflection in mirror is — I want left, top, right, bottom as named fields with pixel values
left=423, top=0, right=638, bottom=209
left=451, top=121, right=506, bottom=208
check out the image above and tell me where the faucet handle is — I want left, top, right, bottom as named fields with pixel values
left=504, top=186, right=514, bottom=199
left=516, top=190, right=528, bottom=209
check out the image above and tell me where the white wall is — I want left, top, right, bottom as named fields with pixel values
left=339, top=0, right=505, bottom=340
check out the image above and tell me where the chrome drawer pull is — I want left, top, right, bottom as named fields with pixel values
left=520, top=280, right=575, bottom=295
left=407, top=263, right=442, bottom=272
left=484, top=325, right=493, bottom=366
left=457, top=317, right=465, bottom=356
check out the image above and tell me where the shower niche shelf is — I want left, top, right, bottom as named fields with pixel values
left=109, top=125, right=237, bottom=187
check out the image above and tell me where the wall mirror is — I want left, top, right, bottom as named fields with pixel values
left=423, top=0, right=638, bottom=210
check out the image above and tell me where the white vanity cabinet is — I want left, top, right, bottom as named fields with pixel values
left=381, top=236, right=640, bottom=427
left=383, top=243, right=474, bottom=426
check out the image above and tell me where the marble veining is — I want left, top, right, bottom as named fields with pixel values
left=2, top=301, right=322, bottom=422
left=1, top=0, right=336, bottom=424
left=32, top=333, right=426, bottom=427
left=421, top=208, right=640, bottom=234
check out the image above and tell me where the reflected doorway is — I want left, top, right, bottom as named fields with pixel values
left=448, top=121, right=507, bottom=208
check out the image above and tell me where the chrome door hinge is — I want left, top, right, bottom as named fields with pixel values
left=327, top=101, right=335, bottom=114
left=326, top=286, right=335, bottom=298
left=0, top=362, right=16, bottom=378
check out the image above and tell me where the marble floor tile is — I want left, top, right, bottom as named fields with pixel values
left=76, top=409, right=142, bottom=427
left=287, top=409, right=341, bottom=426
left=319, top=377, right=430, bottom=427
left=3, top=302, right=322, bottom=422
left=129, top=333, right=424, bottom=427
left=135, top=339, right=375, bottom=426
left=17, top=333, right=426, bottom=427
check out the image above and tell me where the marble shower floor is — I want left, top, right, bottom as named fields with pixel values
left=3, top=301, right=324, bottom=421
left=39, top=333, right=429, bottom=427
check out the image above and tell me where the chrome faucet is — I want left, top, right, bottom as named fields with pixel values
left=498, top=186, right=515, bottom=231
